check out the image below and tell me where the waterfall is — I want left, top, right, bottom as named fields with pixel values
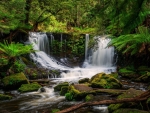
left=29, top=32, right=69, bottom=70
left=85, top=34, right=89, bottom=61
left=84, top=35, right=114, bottom=67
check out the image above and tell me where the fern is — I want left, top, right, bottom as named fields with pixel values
left=109, top=26, right=150, bottom=55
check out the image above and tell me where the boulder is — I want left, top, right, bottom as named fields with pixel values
left=54, top=82, right=69, bottom=91
left=66, top=84, right=94, bottom=101
left=90, top=73, right=122, bottom=89
left=2, top=72, right=29, bottom=90
left=18, top=82, right=42, bottom=93
left=78, top=78, right=89, bottom=84
left=0, top=94, right=12, bottom=101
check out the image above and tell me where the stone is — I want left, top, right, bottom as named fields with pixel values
left=18, top=82, right=42, bottom=93
left=2, top=72, right=29, bottom=90
left=90, top=73, right=122, bottom=89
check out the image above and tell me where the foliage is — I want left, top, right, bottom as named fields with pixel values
left=0, top=41, right=34, bottom=58
left=51, top=109, right=60, bottom=113
left=109, top=26, right=150, bottom=55
left=10, top=60, right=26, bottom=73
left=65, top=92, right=73, bottom=101
left=0, top=94, right=12, bottom=101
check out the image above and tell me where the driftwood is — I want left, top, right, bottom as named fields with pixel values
left=57, top=90, right=150, bottom=113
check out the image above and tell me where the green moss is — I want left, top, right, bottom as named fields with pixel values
left=108, top=104, right=123, bottom=112
left=0, top=94, right=12, bottom=101
left=51, top=109, right=60, bottom=113
left=60, top=86, right=68, bottom=96
left=54, top=82, right=69, bottom=91
left=65, top=92, right=73, bottom=101
left=78, top=78, right=89, bottom=84
left=2, top=72, right=29, bottom=89
left=146, top=97, right=150, bottom=104
left=118, top=68, right=135, bottom=74
left=85, top=94, right=94, bottom=102
left=18, top=82, right=42, bottom=93
left=90, top=73, right=122, bottom=89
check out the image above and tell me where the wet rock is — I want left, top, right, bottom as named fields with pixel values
left=18, top=82, right=42, bottom=93
left=66, top=84, right=94, bottom=101
left=40, top=87, right=46, bottom=92
left=2, top=72, right=29, bottom=90
left=78, top=78, right=89, bottom=84
left=90, top=73, right=122, bottom=89
left=54, top=82, right=69, bottom=91
left=60, top=86, right=68, bottom=96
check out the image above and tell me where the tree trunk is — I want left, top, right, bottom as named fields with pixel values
left=57, top=90, right=150, bottom=113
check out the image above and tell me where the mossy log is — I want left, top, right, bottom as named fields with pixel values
left=57, top=90, right=150, bottom=113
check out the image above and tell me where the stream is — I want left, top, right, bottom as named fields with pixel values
left=0, top=33, right=148, bottom=113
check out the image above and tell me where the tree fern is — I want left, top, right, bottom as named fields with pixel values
left=109, top=26, right=150, bottom=55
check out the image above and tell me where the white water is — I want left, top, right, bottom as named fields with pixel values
left=29, top=32, right=69, bottom=70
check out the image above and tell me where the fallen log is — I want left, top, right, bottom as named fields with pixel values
left=57, top=90, right=150, bottom=113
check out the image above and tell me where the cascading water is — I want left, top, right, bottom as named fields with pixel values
left=29, top=32, right=69, bottom=70
left=88, top=36, right=114, bottom=67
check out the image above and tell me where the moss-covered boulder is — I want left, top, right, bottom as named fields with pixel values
left=2, top=72, right=29, bottom=90
left=108, top=88, right=144, bottom=112
left=0, top=94, right=12, bottom=101
left=112, top=108, right=149, bottom=113
left=60, top=86, right=68, bottom=96
left=118, top=68, right=137, bottom=78
left=18, top=82, right=42, bottom=93
left=66, top=84, right=93, bottom=101
left=78, top=78, right=89, bottom=84
left=90, top=73, right=122, bottom=89
left=54, top=82, right=69, bottom=91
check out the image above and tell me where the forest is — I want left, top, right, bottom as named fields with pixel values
left=0, top=0, right=150, bottom=113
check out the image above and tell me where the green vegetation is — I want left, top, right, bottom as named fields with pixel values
left=51, top=109, right=60, bottom=113
left=0, top=94, right=12, bottom=101
left=2, top=72, right=29, bottom=89
left=18, top=82, right=42, bottom=93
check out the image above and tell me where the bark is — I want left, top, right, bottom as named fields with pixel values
left=57, top=90, right=150, bottom=113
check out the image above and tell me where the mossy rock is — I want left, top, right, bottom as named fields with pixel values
left=108, top=88, right=144, bottom=112
left=90, top=73, right=122, bottom=89
left=113, top=108, right=149, bottom=113
left=60, top=86, right=68, bottom=96
left=135, top=72, right=150, bottom=82
left=54, top=82, right=69, bottom=91
left=118, top=68, right=137, bottom=78
left=0, top=94, right=12, bottom=101
left=2, top=72, right=29, bottom=90
left=66, top=84, right=93, bottom=101
left=78, top=78, right=89, bottom=84
left=18, top=82, right=42, bottom=93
